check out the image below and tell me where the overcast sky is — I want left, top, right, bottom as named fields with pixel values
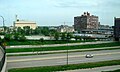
left=0, top=0, right=120, bottom=26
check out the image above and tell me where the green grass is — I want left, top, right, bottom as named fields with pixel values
left=8, top=60, right=120, bottom=72
left=102, top=69, right=120, bottom=72
left=6, top=42, right=120, bottom=53
left=6, top=40, right=96, bottom=46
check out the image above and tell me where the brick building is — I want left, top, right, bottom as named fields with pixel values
left=74, top=12, right=99, bottom=33
left=114, top=17, right=120, bottom=41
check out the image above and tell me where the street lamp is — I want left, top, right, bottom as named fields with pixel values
left=67, top=41, right=68, bottom=65
left=66, top=35, right=70, bottom=65
left=0, top=16, right=5, bottom=33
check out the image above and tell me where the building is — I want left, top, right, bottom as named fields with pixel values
left=114, top=17, right=120, bottom=41
left=14, top=15, right=37, bottom=30
left=98, top=24, right=112, bottom=30
left=74, top=12, right=99, bottom=32
left=14, top=20, right=37, bottom=30
left=0, top=27, right=4, bottom=33
left=57, top=25, right=74, bottom=33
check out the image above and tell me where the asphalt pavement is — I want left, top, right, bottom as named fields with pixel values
left=7, top=49, right=120, bottom=69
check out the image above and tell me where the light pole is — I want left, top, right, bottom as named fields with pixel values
left=0, top=16, right=5, bottom=33
left=67, top=40, right=68, bottom=65
left=66, top=35, right=70, bottom=65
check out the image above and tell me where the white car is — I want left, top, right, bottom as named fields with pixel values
left=85, top=54, right=93, bottom=58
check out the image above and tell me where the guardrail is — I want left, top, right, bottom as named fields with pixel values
left=0, top=44, right=6, bottom=72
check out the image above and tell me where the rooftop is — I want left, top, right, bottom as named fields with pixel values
left=15, top=20, right=36, bottom=24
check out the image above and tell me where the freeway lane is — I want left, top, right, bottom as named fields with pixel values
left=7, top=49, right=120, bottom=69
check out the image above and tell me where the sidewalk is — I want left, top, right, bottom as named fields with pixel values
left=6, top=46, right=120, bottom=56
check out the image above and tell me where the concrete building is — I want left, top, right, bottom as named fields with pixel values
left=57, top=25, right=74, bottom=33
left=74, top=12, right=99, bottom=32
left=14, top=15, right=37, bottom=30
left=114, top=17, right=120, bottom=41
left=98, top=24, right=112, bottom=30
left=14, top=20, right=37, bottom=30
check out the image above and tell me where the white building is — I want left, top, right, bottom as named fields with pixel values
left=14, top=20, right=37, bottom=30
left=57, top=25, right=74, bottom=33
left=13, top=15, right=37, bottom=30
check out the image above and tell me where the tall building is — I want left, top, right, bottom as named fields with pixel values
left=114, top=17, right=120, bottom=41
left=74, top=12, right=99, bottom=32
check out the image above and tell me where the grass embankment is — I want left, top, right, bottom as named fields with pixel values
left=102, top=69, right=120, bottom=72
left=6, top=42, right=120, bottom=53
left=6, top=40, right=96, bottom=46
left=8, top=60, right=120, bottom=72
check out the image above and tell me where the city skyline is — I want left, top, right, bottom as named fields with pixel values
left=0, top=0, right=120, bottom=26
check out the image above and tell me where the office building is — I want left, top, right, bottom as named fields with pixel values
left=114, top=17, right=120, bottom=41
left=74, top=12, right=99, bottom=32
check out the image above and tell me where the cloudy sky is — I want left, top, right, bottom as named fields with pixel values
left=0, top=0, right=120, bottom=26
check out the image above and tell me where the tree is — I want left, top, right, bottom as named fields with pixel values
left=54, top=32, right=60, bottom=40
left=4, top=34, right=13, bottom=41
left=39, top=38, right=44, bottom=45
left=74, top=35, right=81, bottom=41
left=17, top=27, right=24, bottom=34
left=66, top=33, right=73, bottom=41
left=23, top=26, right=31, bottom=35
left=61, top=32, right=67, bottom=41
left=41, top=27, right=49, bottom=36
left=18, top=35, right=26, bottom=41
left=34, top=27, right=42, bottom=35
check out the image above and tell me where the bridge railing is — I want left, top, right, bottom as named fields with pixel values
left=0, top=44, right=6, bottom=72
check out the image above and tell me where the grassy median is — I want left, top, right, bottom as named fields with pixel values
left=102, top=69, right=120, bottom=72
left=6, top=42, right=120, bottom=53
left=8, top=60, right=120, bottom=72
left=6, top=40, right=96, bottom=46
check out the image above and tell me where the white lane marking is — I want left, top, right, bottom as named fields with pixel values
left=7, top=52, right=120, bottom=63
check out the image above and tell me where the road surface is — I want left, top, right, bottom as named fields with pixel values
left=7, top=49, right=120, bottom=70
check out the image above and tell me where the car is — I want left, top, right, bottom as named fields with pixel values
left=85, top=54, right=93, bottom=58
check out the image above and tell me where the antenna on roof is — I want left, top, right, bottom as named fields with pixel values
left=15, top=15, right=19, bottom=21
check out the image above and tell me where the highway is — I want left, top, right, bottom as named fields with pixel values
left=7, top=49, right=120, bottom=70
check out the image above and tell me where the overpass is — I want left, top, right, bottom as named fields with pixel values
left=0, top=44, right=7, bottom=72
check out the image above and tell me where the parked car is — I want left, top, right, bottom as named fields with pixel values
left=85, top=54, right=93, bottom=58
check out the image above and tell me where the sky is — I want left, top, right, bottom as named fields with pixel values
left=0, top=0, right=120, bottom=26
